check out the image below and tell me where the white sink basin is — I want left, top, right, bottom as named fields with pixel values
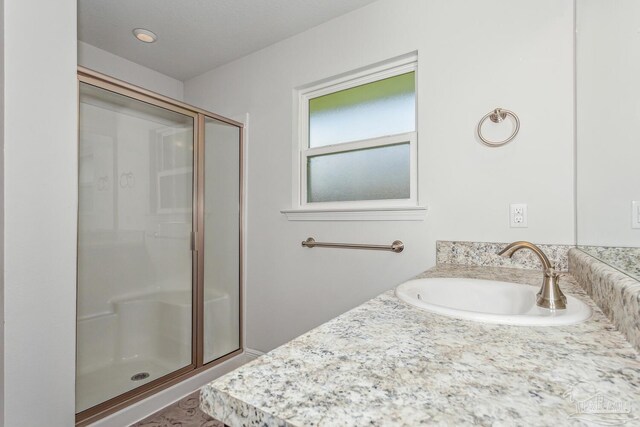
left=395, top=278, right=591, bottom=326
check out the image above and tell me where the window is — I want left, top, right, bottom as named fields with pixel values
left=296, top=56, right=418, bottom=211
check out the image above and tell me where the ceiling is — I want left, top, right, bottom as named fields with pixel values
left=78, top=0, right=378, bottom=81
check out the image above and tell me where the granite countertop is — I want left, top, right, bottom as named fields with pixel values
left=201, top=265, right=640, bottom=426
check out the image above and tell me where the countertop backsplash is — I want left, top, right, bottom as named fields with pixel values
left=579, top=246, right=640, bottom=281
left=570, top=248, right=640, bottom=352
left=436, top=240, right=573, bottom=271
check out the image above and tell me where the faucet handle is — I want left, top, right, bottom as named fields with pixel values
left=544, top=265, right=559, bottom=278
left=544, top=261, right=562, bottom=277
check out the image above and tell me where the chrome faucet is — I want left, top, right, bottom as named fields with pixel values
left=498, top=241, right=567, bottom=310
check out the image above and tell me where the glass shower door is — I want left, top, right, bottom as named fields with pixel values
left=77, top=82, right=196, bottom=413
left=202, top=117, right=241, bottom=363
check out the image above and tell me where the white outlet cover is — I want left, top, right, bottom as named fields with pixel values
left=632, top=201, right=640, bottom=229
left=510, top=203, right=528, bottom=228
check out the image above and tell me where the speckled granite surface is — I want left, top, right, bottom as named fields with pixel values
left=570, top=248, right=640, bottom=353
left=579, top=246, right=640, bottom=281
left=437, top=241, right=572, bottom=271
left=201, top=265, right=639, bottom=426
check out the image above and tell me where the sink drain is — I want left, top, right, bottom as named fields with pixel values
left=130, top=372, right=150, bottom=381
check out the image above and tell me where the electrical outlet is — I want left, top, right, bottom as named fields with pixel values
left=633, top=201, right=640, bottom=229
left=510, top=203, right=528, bottom=228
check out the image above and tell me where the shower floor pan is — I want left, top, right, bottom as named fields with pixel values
left=76, top=357, right=180, bottom=413
left=76, top=288, right=234, bottom=413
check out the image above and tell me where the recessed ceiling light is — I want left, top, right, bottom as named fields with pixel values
left=133, top=28, right=157, bottom=43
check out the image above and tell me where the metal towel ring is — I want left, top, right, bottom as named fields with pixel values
left=477, top=108, right=520, bottom=147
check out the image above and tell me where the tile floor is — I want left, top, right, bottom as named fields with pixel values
left=131, top=391, right=224, bottom=427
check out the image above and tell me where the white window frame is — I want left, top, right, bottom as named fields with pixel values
left=293, top=55, right=419, bottom=211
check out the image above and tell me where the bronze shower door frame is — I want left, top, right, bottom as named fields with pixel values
left=76, top=67, right=244, bottom=426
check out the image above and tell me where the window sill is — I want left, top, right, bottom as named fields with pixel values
left=280, top=206, right=428, bottom=221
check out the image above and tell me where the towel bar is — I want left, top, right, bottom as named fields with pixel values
left=301, top=237, right=404, bottom=253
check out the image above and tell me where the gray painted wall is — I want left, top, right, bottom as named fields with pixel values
left=185, top=0, right=575, bottom=352
left=3, top=0, right=77, bottom=424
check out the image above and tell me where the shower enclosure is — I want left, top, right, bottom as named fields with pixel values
left=76, top=68, right=242, bottom=424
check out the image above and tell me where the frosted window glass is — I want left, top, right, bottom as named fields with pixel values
left=307, top=143, right=410, bottom=202
left=309, top=72, right=415, bottom=148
